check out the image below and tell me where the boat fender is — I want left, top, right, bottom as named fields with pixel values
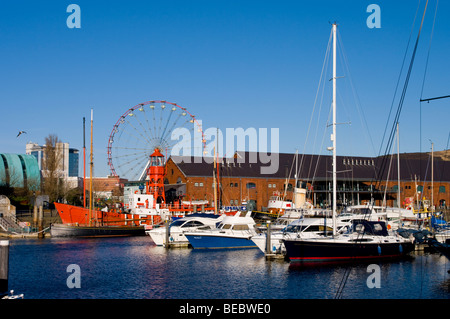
left=399, top=243, right=403, bottom=254
left=377, top=245, right=381, bottom=256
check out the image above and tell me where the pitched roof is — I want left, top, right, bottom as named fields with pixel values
left=168, top=150, right=450, bottom=183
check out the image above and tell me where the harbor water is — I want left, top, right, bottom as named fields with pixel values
left=6, top=236, right=449, bottom=300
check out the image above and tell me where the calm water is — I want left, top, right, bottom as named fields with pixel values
left=6, top=236, right=450, bottom=299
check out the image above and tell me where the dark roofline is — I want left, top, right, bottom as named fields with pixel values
left=168, top=150, right=450, bottom=182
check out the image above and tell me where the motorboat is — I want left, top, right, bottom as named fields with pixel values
left=434, top=229, right=450, bottom=244
left=267, top=193, right=295, bottom=215
left=339, top=204, right=387, bottom=220
left=257, top=208, right=303, bottom=232
left=338, top=204, right=409, bottom=229
left=252, top=217, right=351, bottom=256
left=384, top=206, right=426, bottom=230
left=184, top=212, right=258, bottom=249
left=147, top=213, right=224, bottom=246
left=430, top=215, right=450, bottom=243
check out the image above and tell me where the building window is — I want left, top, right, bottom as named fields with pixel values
left=439, top=186, right=446, bottom=193
left=199, top=182, right=203, bottom=187
left=246, top=182, right=256, bottom=189
left=194, top=183, right=199, bottom=187
left=417, top=185, right=423, bottom=192
left=268, top=184, right=272, bottom=188
left=234, top=183, right=238, bottom=187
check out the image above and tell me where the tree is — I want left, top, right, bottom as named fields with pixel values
left=41, top=134, right=66, bottom=203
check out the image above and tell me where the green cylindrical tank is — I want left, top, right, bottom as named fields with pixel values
left=0, top=154, right=41, bottom=189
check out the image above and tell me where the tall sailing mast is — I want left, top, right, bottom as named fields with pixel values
left=213, top=146, right=218, bottom=214
left=331, top=23, right=337, bottom=236
left=83, top=117, right=86, bottom=209
left=89, top=109, right=94, bottom=226
left=397, top=123, right=401, bottom=209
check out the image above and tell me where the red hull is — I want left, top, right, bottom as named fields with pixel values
left=54, top=203, right=160, bottom=227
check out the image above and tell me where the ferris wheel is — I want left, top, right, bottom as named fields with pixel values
left=107, top=100, right=205, bottom=181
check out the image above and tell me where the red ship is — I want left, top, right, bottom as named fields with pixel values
left=51, top=148, right=216, bottom=237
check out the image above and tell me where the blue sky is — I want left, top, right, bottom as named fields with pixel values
left=1, top=0, right=449, bottom=177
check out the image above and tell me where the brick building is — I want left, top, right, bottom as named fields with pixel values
left=85, top=175, right=128, bottom=200
left=163, top=150, right=450, bottom=212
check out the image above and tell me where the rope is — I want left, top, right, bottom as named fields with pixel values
left=419, top=0, right=439, bottom=160
left=335, top=1, right=430, bottom=299
left=300, top=28, right=332, bottom=186
left=11, top=227, right=50, bottom=235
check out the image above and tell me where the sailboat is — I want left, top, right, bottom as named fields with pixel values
left=283, top=24, right=415, bottom=264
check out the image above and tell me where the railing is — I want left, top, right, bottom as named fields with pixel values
left=0, top=211, right=24, bottom=233
left=0, top=217, right=9, bottom=232
left=312, top=185, right=399, bottom=192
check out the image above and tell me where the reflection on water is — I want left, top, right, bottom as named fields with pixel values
left=7, top=237, right=449, bottom=299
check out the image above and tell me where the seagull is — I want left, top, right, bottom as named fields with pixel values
left=17, top=131, right=27, bottom=138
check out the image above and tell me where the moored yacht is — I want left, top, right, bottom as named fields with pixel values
left=147, top=213, right=225, bottom=246
left=252, top=217, right=350, bottom=255
left=283, top=219, right=415, bottom=263
left=184, top=212, right=258, bottom=249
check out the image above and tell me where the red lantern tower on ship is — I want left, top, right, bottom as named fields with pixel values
left=146, top=148, right=166, bottom=205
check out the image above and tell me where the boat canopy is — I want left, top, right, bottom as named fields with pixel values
left=351, top=220, right=389, bottom=236
left=430, top=216, right=449, bottom=230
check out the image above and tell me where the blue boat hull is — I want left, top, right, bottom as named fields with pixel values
left=185, top=234, right=257, bottom=249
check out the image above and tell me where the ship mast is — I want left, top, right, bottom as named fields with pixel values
left=83, top=117, right=86, bottom=209
left=89, top=109, right=93, bottom=226
left=213, top=146, right=218, bottom=214
left=332, top=23, right=337, bottom=236
left=397, top=123, right=401, bottom=209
